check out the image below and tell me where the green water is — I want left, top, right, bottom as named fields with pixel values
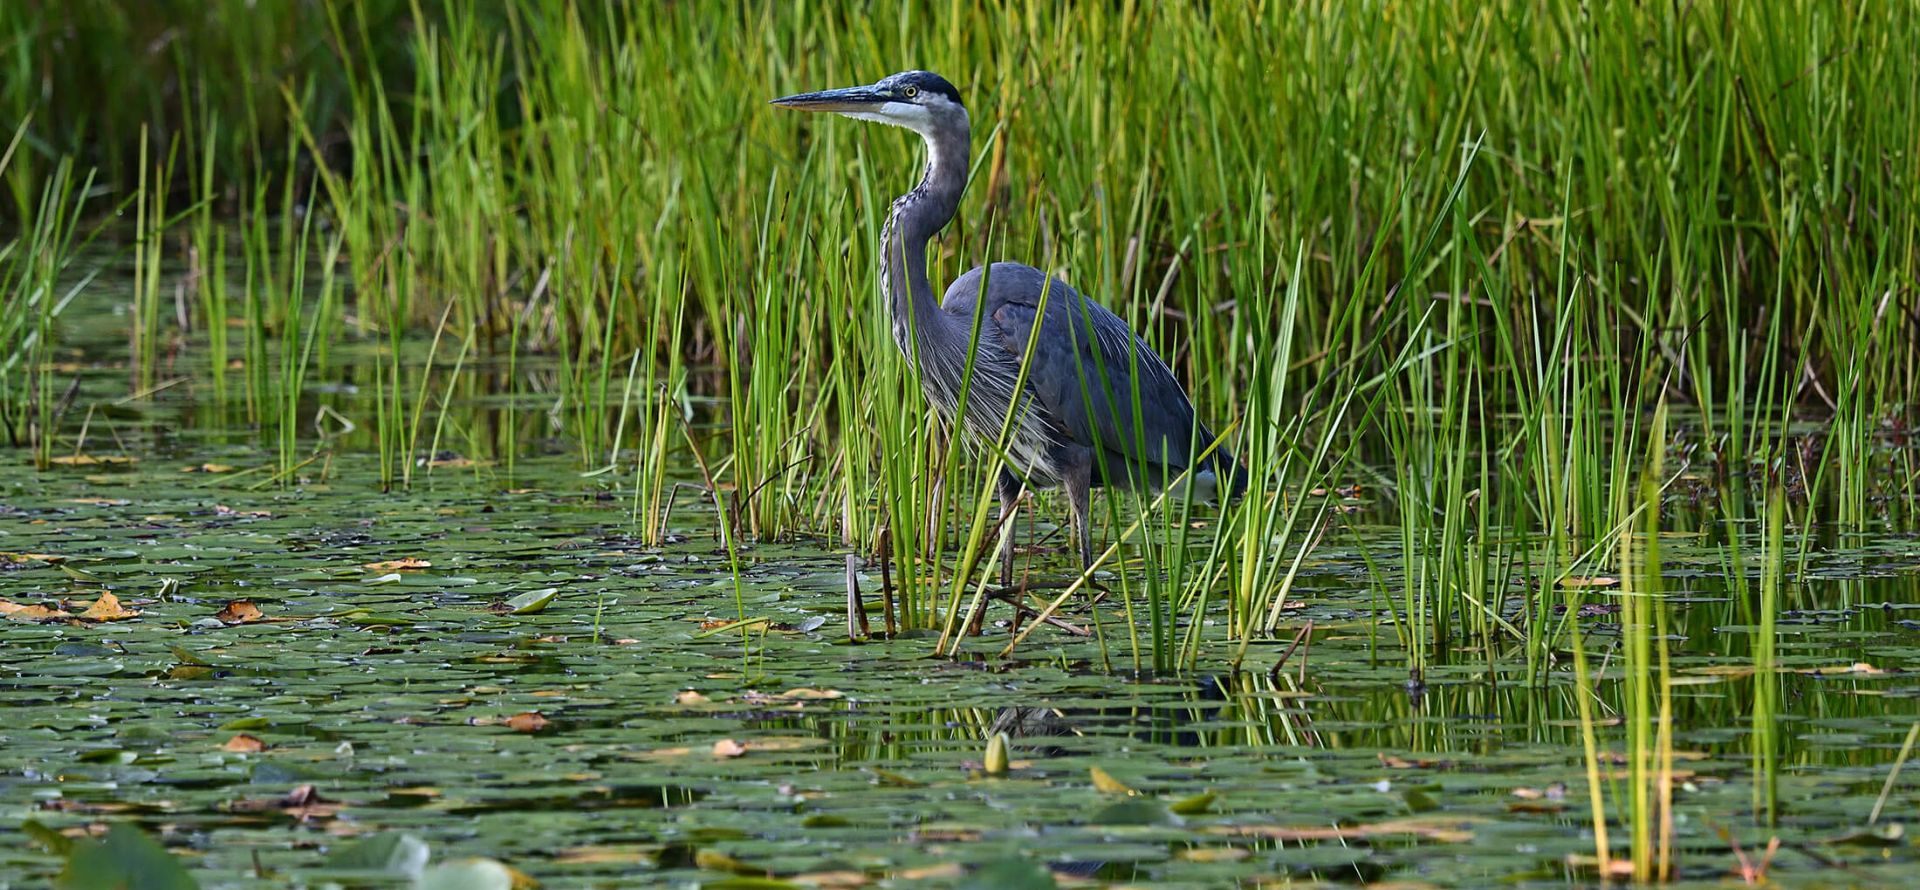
left=4, top=293, right=1920, bottom=888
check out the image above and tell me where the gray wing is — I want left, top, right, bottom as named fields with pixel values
left=944, top=262, right=1216, bottom=481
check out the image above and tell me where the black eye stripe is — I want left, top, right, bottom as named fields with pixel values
left=878, top=72, right=963, bottom=109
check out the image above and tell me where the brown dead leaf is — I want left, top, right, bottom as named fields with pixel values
left=0, top=600, right=71, bottom=621
left=742, top=687, right=845, bottom=706
left=3, top=552, right=66, bottom=564
left=777, top=687, right=844, bottom=700
left=505, top=712, right=550, bottom=733
left=1558, top=575, right=1620, bottom=589
left=790, top=870, right=871, bottom=888
left=362, top=558, right=431, bottom=571
left=732, top=736, right=821, bottom=752
left=1565, top=853, right=1637, bottom=878
left=215, top=600, right=265, bottom=624
left=424, top=455, right=487, bottom=468
left=1511, top=783, right=1567, bottom=801
left=1508, top=801, right=1567, bottom=814
left=64, top=498, right=130, bottom=506
left=79, top=592, right=140, bottom=622
left=553, top=844, right=663, bottom=866
left=182, top=463, right=235, bottom=473
left=32, top=799, right=141, bottom=815
left=279, top=785, right=331, bottom=815
left=1379, top=753, right=1453, bottom=770
left=712, top=738, right=748, bottom=758
left=226, top=784, right=341, bottom=821
left=675, top=690, right=711, bottom=705
left=1794, top=662, right=1884, bottom=675
left=223, top=734, right=268, bottom=753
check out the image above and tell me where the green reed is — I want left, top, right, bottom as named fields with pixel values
left=0, top=148, right=101, bottom=465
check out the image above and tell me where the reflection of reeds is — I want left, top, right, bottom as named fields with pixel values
left=1562, top=403, right=1679, bottom=882
left=1623, top=404, right=1674, bottom=881
left=1754, top=482, right=1784, bottom=826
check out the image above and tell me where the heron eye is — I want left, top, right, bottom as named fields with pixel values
left=903, top=86, right=919, bottom=98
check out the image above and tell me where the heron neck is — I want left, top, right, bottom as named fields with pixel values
left=883, top=124, right=969, bottom=355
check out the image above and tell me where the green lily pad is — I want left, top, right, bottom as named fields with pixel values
left=506, top=587, right=560, bottom=615
left=325, top=831, right=430, bottom=875
left=57, top=823, right=199, bottom=890
left=416, top=859, right=514, bottom=890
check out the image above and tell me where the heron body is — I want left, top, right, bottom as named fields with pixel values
left=773, top=71, right=1243, bottom=581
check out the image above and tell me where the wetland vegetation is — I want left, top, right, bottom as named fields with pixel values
left=3, top=2, right=1918, bottom=887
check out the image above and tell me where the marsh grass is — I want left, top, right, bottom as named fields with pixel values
left=0, top=143, right=106, bottom=466
left=2, top=0, right=1917, bottom=737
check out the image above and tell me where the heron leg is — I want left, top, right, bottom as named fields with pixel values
left=1064, top=454, right=1094, bottom=573
left=995, top=468, right=1024, bottom=587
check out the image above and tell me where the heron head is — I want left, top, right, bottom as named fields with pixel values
left=770, top=70, right=967, bottom=139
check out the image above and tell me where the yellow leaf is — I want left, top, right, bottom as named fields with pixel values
left=778, top=687, right=844, bottom=700
left=712, top=738, right=747, bottom=758
left=1169, top=790, right=1218, bottom=814
left=1090, top=766, right=1136, bottom=795
left=362, top=558, right=431, bottom=571
left=1177, top=847, right=1250, bottom=862
left=693, top=849, right=759, bottom=875
left=983, top=732, right=1010, bottom=776
left=49, top=454, right=137, bottom=467
left=504, top=864, right=540, bottom=890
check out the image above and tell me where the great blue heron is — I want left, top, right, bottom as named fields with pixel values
left=772, top=70, right=1243, bottom=582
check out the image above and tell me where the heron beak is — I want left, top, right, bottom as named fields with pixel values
left=769, top=85, right=889, bottom=113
